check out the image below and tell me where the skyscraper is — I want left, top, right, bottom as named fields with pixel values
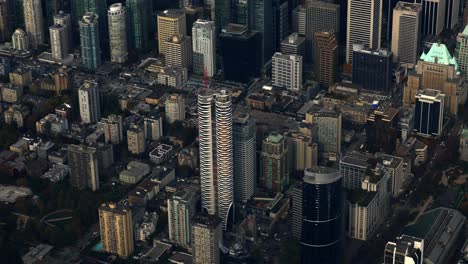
left=126, top=0, right=152, bottom=51
left=287, top=132, right=318, bottom=172
left=309, top=111, right=342, bottom=159
left=352, top=44, right=393, bottom=92
left=421, top=0, right=446, bottom=36
left=165, top=94, right=186, bottom=123
left=272, top=52, right=303, bottom=91
left=314, top=31, right=338, bottom=87
left=198, top=89, right=216, bottom=215
left=143, top=110, right=163, bottom=141
left=71, top=0, right=108, bottom=44
left=384, top=235, right=424, bottom=264
left=305, top=0, right=340, bottom=61
left=192, top=214, right=221, bottom=264
left=215, top=0, right=232, bottom=35
left=214, top=90, right=234, bottom=230
left=456, top=25, right=468, bottom=81
left=44, top=0, right=62, bottom=26
left=444, top=0, right=458, bottom=30
left=54, top=11, right=72, bottom=53
left=391, top=2, right=422, bottom=65
left=11, top=28, right=28, bottom=51
left=168, top=189, right=197, bottom=248
left=346, top=0, right=382, bottom=63
left=414, top=89, right=445, bottom=137
left=78, top=80, right=101, bottom=124
left=0, top=1, right=10, bottom=43
left=165, top=34, right=192, bottom=70
left=127, top=125, right=146, bottom=154
left=259, top=132, right=289, bottom=193
left=192, top=19, right=216, bottom=77
left=301, top=167, right=343, bottom=264
left=68, top=144, right=100, bottom=191
left=79, top=12, right=101, bottom=70
left=272, top=0, right=289, bottom=52
left=233, top=106, right=256, bottom=204
left=98, top=202, right=134, bottom=258
left=292, top=5, right=306, bottom=36
left=281, top=32, right=306, bottom=57
left=108, top=3, right=128, bottom=63
left=252, top=0, right=273, bottom=65
left=157, top=9, right=186, bottom=56
left=49, top=24, right=69, bottom=60
left=101, top=114, right=123, bottom=144
left=23, top=0, right=44, bottom=49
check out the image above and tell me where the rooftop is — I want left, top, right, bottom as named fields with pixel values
left=420, top=42, right=459, bottom=73
left=348, top=189, right=377, bottom=207
left=192, top=214, right=221, bottom=228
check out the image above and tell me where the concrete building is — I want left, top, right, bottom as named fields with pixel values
left=314, top=31, right=338, bottom=87
left=4, top=104, right=29, bottom=127
left=339, top=151, right=375, bottom=190
left=292, top=5, right=306, bottom=36
left=49, top=24, right=69, bottom=60
left=127, top=125, right=146, bottom=155
left=414, top=89, right=445, bottom=137
left=191, top=214, right=221, bottom=264
left=99, top=203, right=134, bottom=258
left=391, top=2, right=422, bottom=65
left=149, top=144, right=174, bottom=165
left=272, top=52, right=302, bottom=91
left=79, top=12, right=101, bottom=70
left=384, top=235, right=424, bottom=264
left=12, top=28, right=28, bottom=51
left=157, top=9, right=186, bottom=56
left=78, top=80, right=101, bottom=124
left=456, top=25, right=468, bottom=81
left=168, top=189, right=197, bottom=248
left=259, top=132, right=289, bottom=193
left=119, top=161, right=150, bottom=184
left=144, top=111, right=163, bottom=141
left=68, top=144, right=99, bottom=191
left=54, top=67, right=72, bottom=95
left=352, top=45, right=393, bottom=92
left=346, top=0, right=382, bottom=63
left=157, top=66, right=187, bottom=88
left=308, top=111, right=342, bottom=160
left=54, top=11, right=72, bottom=53
left=101, top=114, right=123, bottom=144
left=280, top=32, right=306, bottom=57
left=165, top=94, right=186, bottom=123
left=403, top=42, right=464, bottom=115
left=23, top=0, right=44, bottom=49
left=192, top=19, right=216, bottom=77
left=165, top=34, right=192, bottom=70
left=422, top=0, right=446, bottom=36
left=287, top=132, right=317, bottom=172
left=108, top=3, right=128, bottom=63
left=1, top=84, right=23, bottom=103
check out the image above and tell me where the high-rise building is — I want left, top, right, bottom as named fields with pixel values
left=281, top=32, right=306, bottom=57
left=214, top=90, right=234, bottom=230
left=309, top=111, right=342, bottom=160
left=168, top=189, right=197, bottom=248
left=54, top=11, right=72, bottom=53
left=192, top=19, right=216, bottom=77
left=414, top=89, right=445, bottom=137
left=44, top=0, right=62, bottom=26
left=68, top=144, right=100, bottom=191
left=305, top=0, right=339, bottom=61
left=233, top=0, right=253, bottom=26
left=78, top=80, right=101, bottom=124
left=391, top=2, right=422, bottom=65
left=421, top=0, right=446, bottom=36
left=49, top=24, right=69, bottom=60
left=272, top=0, right=289, bottom=52
left=165, top=94, right=186, bottom=123
left=79, top=12, right=101, bottom=70
left=184, top=6, right=203, bottom=37
left=292, top=182, right=302, bottom=239
left=314, top=31, right=338, bottom=87
left=339, top=151, right=375, bottom=190
left=233, top=106, right=256, bottom=204
left=220, top=24, right=262, bottom=83
left=23, top=0, right=44, bottom=49
left=272, top=52, right=303, bottom=91
left=214, top=0, right=231, bottom=35
left=445, top=0, right=459, bottom=30
left=71, top=0, right=108, bottom=49
left=346, top=0, right=382, bottom=63
left=301, top=167, right=344, bottom=264
left=198, top=89, right=216, bottom=216
left=101, top=114, right=124, bottom=144
left=0, top=1, right=10, bottom=43
left=287, top=132, right=318, bottom=172
left=157, top=9, right=186, bottom=56
left=165, top=34, right=192, bottom=70
left=144, top=111, right=163, bottom=141
left=12, top=28, right=28, bottom=51
left=352, top=44, right=393, bottom=92
left=108, top=3, right=128, bottom=63
left=259, top=132, right=289, bottom=193
left=126, top=0, right=152, bottom=51
left=192, top=214, right=221, bottom=264
left=252, top=0, right=273, bottom=65
left=292, top=5, right=306, bottom=36
left=127, top=125, right=146, bottom=154
left=98, top=202, right=134, bottom=258
left=384, top=235, right=424, bottom=264
left=456, top=25, right=468, bottom=81
left=403, top=42, right=465, bottom=114
left=54, top=67, right=72, bottom=95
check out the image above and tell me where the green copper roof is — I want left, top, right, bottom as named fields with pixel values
left=463, top=25, right=468, bottom=36
left=420, top=42, right=459, bottom=74
left=462, top=128, right=468, bottom=139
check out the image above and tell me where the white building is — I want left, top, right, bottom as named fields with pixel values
left=108, top=3, right=128, bottom=63
left=165, top=94, right=186, bottom=123
left=272, top=52, right=303, bottom=91
left=78, top=81, right=101, bottom=124
left=12, top=28, right=29, bottom=51
left=49, top=24, right=69, bottom=60
left=391, top=2, right=422, bottom=65
left=192, top=19, right=216, bottom=77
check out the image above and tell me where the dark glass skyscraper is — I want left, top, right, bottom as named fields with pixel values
left=414, top=89, right=445, bottom=137
left=253, top=0, right=273, bottom=65
left=352, top=44, right=393, bottom=92
left=301, top=167, right=344, bottom=264
left=126, top=0, right=153, bottom=51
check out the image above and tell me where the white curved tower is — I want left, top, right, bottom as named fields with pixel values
left=198, top=89, right=216, bottom=216
left=215, top=90, right=233, bottom=230
left=108, top=3, right=128, bottom=63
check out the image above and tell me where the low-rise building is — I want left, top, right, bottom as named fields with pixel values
left=1, top=83, right=23, bottom=103
left=41, top=164, right=69, bottom=182
left=137, top=212, right=158, bottom=241
left=158, top=66, right=187, bottom=88
left=149, top=144, right=174, bottom=165
left=4, top=104, right=29, bottom=127
left=119, top=161, right=151, bottom=184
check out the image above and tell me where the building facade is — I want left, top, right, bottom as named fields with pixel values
left=108, top=3, right=128, bottom=63
left=352, top=44, right=393, bottom=92
left=314, top=31, right=338, bottom=87
left=79, top=12, right=101, bottom=70
left=165, top=94, right=186, bottom=123
left=101, top=114, right=123, bottom=144
left=192, top=214, right=221, bottom=264
left=68, top=144, right=100, bottom=191
left=272, top=52, right=303, bottom=91
left=99, top=203, right=134, bottom=258
left=49, top=24, right=69, bottom=60
left=391, top=2, right=422, bottom=65
left=165, top=34, right=192, bottom=70
left=78, top=80, right=101, bottom=124
left=168, top=189, right=197, bottom=248
left=23, top=0, right=44, bottom=49
left=414, top=89, right=445, bottom=137
left=192, top=19, right=216, bottom=77
left=157, top=9, right=186, bottom=56
left=259, top=133, right=289, bottom=193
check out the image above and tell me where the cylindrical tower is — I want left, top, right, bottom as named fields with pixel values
left=301, top=166, right=344, bottom=264
left=215, top=90, right=233, bottom=230
left=198, top=89, right=216, bottom=216
left=108, top=3, right=128, bottom=63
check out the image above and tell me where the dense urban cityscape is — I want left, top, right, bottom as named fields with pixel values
left=0, top=0, right=467, bottom=263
